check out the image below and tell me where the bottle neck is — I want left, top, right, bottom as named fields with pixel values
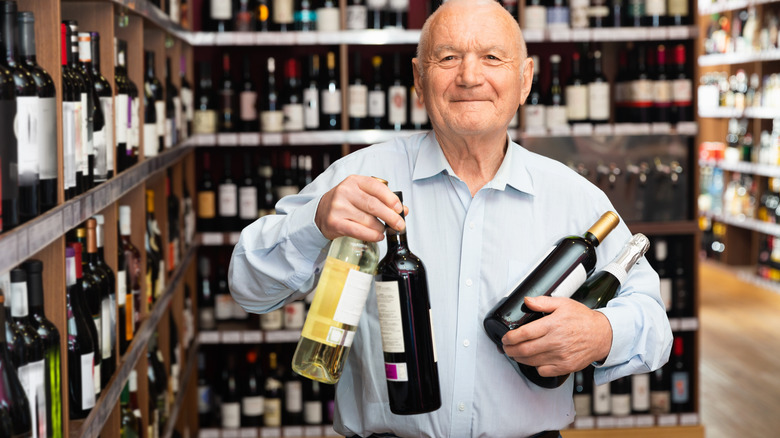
left=1, top=12, right=19, bottom=67
left=91, top=35, right=102, bottom=74
left=601, top=234, right=650, bottom=286
left=18, top=16, right=36, bottom=63
left=27, top=271, right=45, bottom=311
left=386, top=228, right=409, bottom=253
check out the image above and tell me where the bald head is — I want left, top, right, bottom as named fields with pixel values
left=416, top=0, right=528, bottom=77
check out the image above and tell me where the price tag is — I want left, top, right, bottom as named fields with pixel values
left=296, top=32, right=317, bottom=45
left=215, top=33, right=235, bottom=45
left=667, top=26, right=692, bottom=40
left=596, top=417, right=618, bottom=428
left=635, top=415, right=655, bottom=427
left=548, top=28, right=572, bottom=42
left=612, top=27, right=635, bottom=41
left=282, top=426, right=304, bottom=437
left=262, top=133, right=284, bottom=146
left=675, top=122, right=698, bottom=136
left=239, top=133, right=260, bottom=146
left=657, top=414, right=679, bottom=427
left=570, top=28, right=591, bottom=41
left=199, top=134, right=217, bottom=146
left=616, top=416, right=636, bottom=428
left=669, top=318, right=681, bottom=332
left=198, top=331, right=220, bottom=344
left=235, top=32, right=255, bottom=45
left=223, top=430, right=241, bottom=438
left=221, top=331, right=243, bottom=343
left=651, top=123, right=672, bottom=135
left=199, top=429, right=221, bottom=438
left=647, top=27, right=666, bottom=40
left=523, top=29, right=545, bottom=42
left=260, top=427, right=282, bottom=438
left=240, top=428, right=259, bottom=438
left=680, top=413, right=699, bottom=426
left=275, top=32, right=296, bottom=45
left=316, top=31, right=342, bottom=45
left=201, top=232, right=224, bottom=246
left=590, top=28, right=613, bottom=41
left=571, top=123, right=594, bottom=136
left=264, top=330, right=302, bottom=343
left=680, top=317, right=699, bottom=331
left=243, top=331, right=263, bottom=344
left=304, top=426, right=323, bottom=437
left=219, top=133, right=239, bottom=146
left=593, top=124, right=614, bottom=136
left=574, top=417, right=595, bottom=429
left=549, top=126, right=572, bottom=137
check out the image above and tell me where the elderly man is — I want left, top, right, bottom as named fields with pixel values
left=229, top=0, right=672, bottom=436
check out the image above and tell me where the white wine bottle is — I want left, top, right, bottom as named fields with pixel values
left=291, top=177, right=387, bottom=384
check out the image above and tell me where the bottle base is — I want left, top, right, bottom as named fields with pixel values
left=292, top=335, right=350, bottom=385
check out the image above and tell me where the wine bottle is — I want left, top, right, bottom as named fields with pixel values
left=179, top=55, right=194, bottom=139
left=236, top=0, right=257, bottom=31
left=610, top=376, right=631, bottom=416
left=197, top=256, right=216, bottom=331
left=120, top=382, right=141, bottom=437
left=219, top=354, right=241, bottom=429
left=283, top=363, right=304, bottom=425
left=521, top=55, right=544, bottom=132
left=653, top=44, right=672, bottom=124
left=0, top=21, right=17, bottom=231
left=565, top=51, right=588, bottom=124
left=194, top=62, right=217, bottom=134
left=303, top=379, right=323, bottom=425
left=588, top=0, right=609, bottom=27
left=146, top=50, right=165, bottom=154
left=346, top=0, right=368, bottom=30
left=218, top=53, right=236, bottom=133
left=291, top=177, right=386, bottom=384
left=65, top=246, right=97, bottom=419
left=273, top=0, right=295, bottom=31
left=296, top=0, right=316, bottom=31
left=375, top=191, right=441, bottom=415
left=18, top=12, right=57, bottom=214
left=68, top=241, right=102, bottom=399
left=9, top=268, right=46, bottom=438
left=545, top=54, right=567, bottom=132
left=142, top=57, right=158, bottom=159
left=168, top=312, right=181, bottom=398
left=119, top=205, right=142, bottom=335
left=145, top=190, right=165, bottom=306
left=650, top=364, right=671, bottom=414
left=214, top=266, right=233, bottom=323
left=114, top=39, right=132, bottom=172
left=610, top=0, right=624, bottom=27
left=367, top=0, right=386, bottom=29
left=261, top=57, right=283, bottom=133
left=218, top=153, right=239, bottom=231
left=256, top=0, right=271, bottom=31
left=632, top=372, right=651, bottom=414
left=573, top=366, right=593, bottom=417
left=388, top=53, right=407, bottom=131
left=197, top=152, right=217, bottom=232
left=116, top=221, right=130, bottom=355
left=671, top=44, right=692, bottom=123
left=613, top=48, right=629, bottom=123
left=85, top=219, right=117, bottom=387
left=668, top=0, right=688, bottom=25
left=303, top=54, right=320, bottom=130
left=165, top=57, right=179, bottom=148
left=166, top=171, right=181, bottom=273
left=592, top=380, right=611, bottom=415
left=546, top=0, right=570, bottom=29
left=239, top=152, right=258, bottom=229
left=587, top=50, right=610, bottom=124
left=197, top=351, right=214, bottom=426
left=239, top=58, right=258, bottom=132
left=257, top=158, right=276, bottom=217
left=22, top=259, right=63, bottom=438
left=626, top=0, right=644, bottom=27
left=368, top=55, right=386, bottom=130
left=320, top=51, right=341, bottom=130
left=264, top=352, right=283, bottom=427
left=348, top=52, right=367, bottom=130
left=2, top=2, right=37, bottom=224
left=643, top=0, right=666, bottom=26
left=482, top=211, right=620, bottom=388
left=60, top=24, right=77, bottom=201
left=64, top=21, right=93, bottom=193
left=128, top=370, right=143, bottom=429
left=409, top=84, right=428, bottom=130
left=283, top=299, right=305, bottom=330
left=282, top=58, right=305, bottom=132
left=670, top=336, right=691, bottom=412
left=241, top=349, right=265, bottom=427
left=525, top=0, right=547, bottom=30
left=77, top=32, right=107, bottom=188
left=92, top=215, right=118, bottom=387
left=88, top=32, right=114, bottom=180
left=386, top=0, right=408, bottom=28
left=0, top=287, right=32, bottom=437
left=209, top=0, right=234, bottom=31
left=629, top=44, right=653, bottom=124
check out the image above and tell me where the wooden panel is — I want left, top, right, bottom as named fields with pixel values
left=564, top=425, right=704, bottom=438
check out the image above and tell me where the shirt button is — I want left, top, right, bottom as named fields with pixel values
left=469, top=221, right=475, bottom=229
left=458, top=402, right=466, bottom=411
left=463, top=339, right=470, bottom=347
left=465, top=279, right=473, bottom=287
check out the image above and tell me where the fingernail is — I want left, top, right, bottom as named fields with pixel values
left=396, top=218, right=406, bottom=231
left=393, top=202, right=403, bottom=213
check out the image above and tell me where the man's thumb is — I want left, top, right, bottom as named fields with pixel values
left=524, top=295, right=560, bottom=313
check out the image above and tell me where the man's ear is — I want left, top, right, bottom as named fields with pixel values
left=412, top=58, right=424, bottom=105
left=519, top=56, right=534, bottom=105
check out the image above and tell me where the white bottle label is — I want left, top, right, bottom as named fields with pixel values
left=264, top=398, right=282, bottom=427
left=285, top=380, right=303, bottom=413
left=16, top=96, right=39, bottom=178
left=368, top=90, right=386, bottom=117
left=588, top=82, right=610, bottom=121
left=100, top=97, right=114, bottom=173
left=545, top=105, right=568, bottom=130
left=221, top=402, right=241, bottom=428
left=239, top=186, right=258, bottom=220
left=73, top=100, right=85, bottom=177
left=646, top=0, right=666, bottom=15
left=261, top=110, right=284, bottom=133
left=93, top=127, right=107, bottom=178
left=144, top=123, right=158, bottom=157
left=660, top=278, right=672, bottom=311
left=240, top=91, right=258, bottom=121
left=260, top=308, right=283, bottom=330
left=612, top=393, right=631, bottom=416
left=348, top=84, right=368, bottom=118
left=283, top=301, right=305, bottom=329
left=523, top=104, right=546, bottom=131
left=242, top=395, right=265, bottom=416
left=304, top=400, right=322, bottom=424
left=671, top=371, right=689, bottom=403
left=321, top=89, right=342, bottom=115
left=117, top=270, right=127, bottom=305
left=155, top=101, right=166, bottom=136
left=39, top=97, right=57, bottom=180
left=283, top=103, right=305, bottom=131
left=215, top=294, right=235, bottom=320
left=181, top=87, right=194, bottom=121
left=115, top=94, right=129, bottom=143
left=654, top=80, right=673, bottom=104
left=346, top=4, right=368, bottom=30
left=631, top=79, right=654, bottom=104
left=303, top=87, right=320, bottom=129
left=375, top=281, right=405, bottom=353
left=333, top=268, right=373, bottom=326
left=367, top=0, right=388, bottom=8
left=81, top=353, right=96, bottom=410
left=550, top=264, right=587, bottom=298
left=388, top=85, right=407, bottom=125
left=388, top=0, right=408, bottom=10
left=219, top=183, right=238, bottom=217
left=566, top=85, right=588, bottom=121
left=273, top=0, right=295, bottom=24
left=524, top=6, right=547, bottom=30
left=672, top=79, right=692, bottom=104
left=385, top=362, right=408, bottom=382
left=80, top=93, right=92, bottom=162
left=211, top=0, right=233, bottom=20
left=573, top=394, right=591, bottom=417
left=668, top=0, right=688, bottom=16
left=130, top=98, right=141, bottom=149
left=62, top=101, right=76, bottom=190
left=18, top=359, right=46, bottom=438
left=632, top=373, right=651, bottom=412
left=316, top=7, right=341, bottom=31
left=593, top=382, right=611, bottom=415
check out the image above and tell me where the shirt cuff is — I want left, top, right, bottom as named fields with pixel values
left=592, top=306, right=635, bottom=368
left=287, top=195, right=332, bottom=263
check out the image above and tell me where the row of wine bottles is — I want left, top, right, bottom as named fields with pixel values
left=572, top=335, right=694, bottom=419
left=523, top=0, right=691, bottom=31
left=198, top=345, right=335, bottom=429
left=698, top=70, right=780, bottom=114
left=703, top=6, right=780, bottom=55
left=202, top=0, right=412, bottom=32
left=194, top=50, right=427, bottom=134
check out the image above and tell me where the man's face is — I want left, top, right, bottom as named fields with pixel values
left=413, top=3, right=531, bottom=139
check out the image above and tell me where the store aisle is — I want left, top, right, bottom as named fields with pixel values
left=699, top=261, right=780, bottom=438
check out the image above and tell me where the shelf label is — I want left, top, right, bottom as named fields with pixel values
left=223, top=430, right=241, bottom=438
left=229, top=232, right=242, bottom=245
left=668, top=26, right=692, bottom=40
left=657, top=414, right=679, bottom=427
left=635, top=415, right=655, bottom=427
left=239, top=133, right=261, bottom=146
left=647, top=28, right=666, bottom=40
left=201, top=232, right=224, bottom=246
left=219, top=133, right=239, bottom=146
left=198, top=429, right=221, bottom=438
left=574, top=417, right=595, bottom=429
left=235, top=32, right=255, bottom=45
left=243, top=331, right=263, bottom=344
left=571, top=123, right=593, bottom=136
left=240, top=428, right=260, bottom=438
left=675, top=122, right=698, bottom=136
left=199, top=134, right=217, bottom=146
left=282, top=426, right=304, bottom=437
left=593, top=124, right=614, bottom=136
left=262, top=133, right=284, bottom=146
left=548, top=28, right=572, bottom=42
left=680, top=413, right=699, bottom=426
left=523, top=29, right=544, bottom=42
left=680, top=317, right=699, bottom=331
left=198, top=331, right=220, bottom=344
left=304, top=426, right=323, bottom=437
left=651, top=123, right=672, bottom=135
left=615, top=416, right=636, bottom=428
left=215, top=32, right=236, bottom=45
left=260, top=427, right=282, bottom=438
left=221, top=330, right=243, bottom=343
left=570, top=29, right=591, bottom=41
left=264, top=330, right=302, bottom=343
left=595, top=417, right=619, bottom=428
left=669, top=318, right=681, bottom=332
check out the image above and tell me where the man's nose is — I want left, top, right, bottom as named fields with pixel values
left=457, top=55, right=484, bottom=87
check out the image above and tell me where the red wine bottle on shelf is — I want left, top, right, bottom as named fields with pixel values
left=165, top=57, right=179, bottom=148
left=0, top=26, right=17, bottom=231
left=670, top=336, right=692, bottom=412
left=261, top=57, right=283, bottom=133
left=0, top=287, right=32, bottom=437
left=18, top=11, right=57, bottom=214
left=92, top=215, right=117, bottom=382
left=572, top=366, right=593, bottom=417
left=368, top=55, right=386, bottom=130
left=218, top=53, right=236, bottom=133
left=388, top=53, right=407, bottom=131
left=194, top=62, right=217, bottom=134
left=65, top=246, right=97, bottom=420
left=239, top=57, right=258, bottom=133
left=483, top=211, right=619, bottom=389
left=241, top=349, right=265, bottom=427
left=321, top=51, right=341, bottom=130
left=348, top=51, right=368, bottom=130
left=145, top=50, right=165, bottom=154
left=197, top=256, right=216, bottom=331
left=85, top=219, right=117, bottom=388
left=375, top=191, right=441, bottom=415
left=671, top=44, right=692, bottom=123
left=587, top=50, right=609, bottom=124
left=238, top=152, right=258, bottom=229
left=114, top=38, right=132, bottom=172
left=89, top=32, right=114, bottom=180
left=77, top=32, right=107, bottom=187
left=653, top=44, right=672, bottom=124
left=610, top=376, right=631, bottom=416
left=180, top=55, right=194, bottom=138
left=68, top=241, right=102, bottom=400
left=218, top=152, right=239, bottom=232
left=119, top=205, right=142, bottom=335
left=565, top=51, right=588, bottom=124
left=282, top=58, right=305, bottom=132
left=544, top=54, right=567, bottom=132
left=303, top=54, right=320, bottom=130
left=64, top=21, right=93, bottom=194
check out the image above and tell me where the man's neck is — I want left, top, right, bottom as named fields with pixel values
left=435, top=129, right=508, bottom=196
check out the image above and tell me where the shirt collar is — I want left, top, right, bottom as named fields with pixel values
left=412, top=131, right=536, bottom=196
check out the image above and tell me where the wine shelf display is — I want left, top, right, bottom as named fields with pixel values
left=699, top=0, right=779, bottom=15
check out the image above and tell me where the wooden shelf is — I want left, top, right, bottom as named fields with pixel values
left=74, top=244, right=197, bottom=438
left=698, top=48, right=780, bottom=66
left=564, top=424, right=704, bottom=438
left=162, top=337, right=199, bottom=438
left=697, top=106, right=780, bottom=119
left=702, top=212, right=780, bottom=236
left=698, top=159, right=780, bottom=178
left=698, top=0, right=777, bottom=15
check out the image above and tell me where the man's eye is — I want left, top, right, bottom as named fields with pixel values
left=486, top=55, right=499, bottom=60
left=441, top=56, right=456, bottom=62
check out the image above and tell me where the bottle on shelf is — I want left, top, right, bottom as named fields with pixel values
left=86, top=218, right=117, bottom=387
left=650, top=363, right=671, bottom=414
left=194, top=62, right=217, bottom=134
left=0, top=20, right=17, bottom=232
left=214, top=266, right=234, bottom=324
left=610, top=376, right=631, bottom=416
left=145, top=190, right=165, bottom=307
left=546, top=0, right=570, bottom=29
left=180, top=54, right=194, bottom=139
left=256, top=0, right=271, bottom=31
left=303, top=54, right=320, bottom=130
left=68, top=240, right=102, bottom=400
left=644, top=0, right=666, bottom=26
left=239, top=57, right=258, bottom=133
left=565, top=50, right=588, bottom=125
left=208, top=0, right=234, bottom=31
left=283, top=57, right=305, bottom=132
left=242, top=349, right=265, bottom=427
left=321, top=51, right=342, bottom=130
left=218, top=153, right=239, bottom=231
left=626, top=0, right=644, bottom=27
left=545, top=54, right=567, bottom=132
left=409, top=84, right=428, bottom=130
left=165, top=57, right=180, bottom=148
left=219, top=53, right=236, bottom=133
left=368, top=55, right=387, bottom=130
left=65, top=245, right=97, bottom=419
left=653, top=44, right=672, bottom=124
left=291, top=177, right=387, bottom=384
left=296, top=0, right=316, bottom=31
left=671, top=44, right=692, bottom=123
left=258, top=158, right=276, bottom=218
left=303, top=379, right=323, bottom=425
left=629, top=43, right=653, bottom=124
left=261, top=57, right=284, bottom=133
left=573, top=366, right=593, bottom=417
left=197, top=151, right=217, bottom=232
left=284, top=362, right=304, bottom=425
left=239, top=152, right=258, bottom=230
left=375, top=191, right=441, bottom=415
left=143, top=52, right=159, bottom=159
left=349, top=51, right=368, bottom=130
left=589, top=0, right=609, bottom=27
left=236, top=0, right=257, bottom=31
left=114, top=38, right=133, bottom=172
left=264, top=351, right=283, bottom=427
left=588, top=50, right=609, bottom=124
left=64, top=21, right=93, bottom=194
left=76, top=32, right=107, bottom=191
left=0, top=287, right=32, bottom=437
left=525, top=0, right=546, bottom=30
left=166, top=171, right=181, bottom=273
left=388, top=53, right=407, bottom=131
left=592, top=380, right=611, bottom=416
left=119, top=205, right=142, bottom=336
left=89, top=32, right=114, bottom=181
left=198, top=256, right=216, bottom=331
left=120, top=381, right=141, bottom=437
left=347, top=0, right=368, bottom=30
left=283, top=299, right=305, bottom=330
left=197, top=350, right=214, bottom=426
left=273, top=0, right=295, bottom=31
left=632, top=372, right=651, bottom=414
left=219, top=354, right=241, bottom=429
left=367, top=0, right=386, bottom=29
left=18, top=11, right=57, bottom=214
left=386, top=0, right=408, bottom=29
left=671, top=336, right=692, bottom=412
left=668, top=0, right=689, bottom=26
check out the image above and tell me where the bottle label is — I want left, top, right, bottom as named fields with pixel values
left=367, top=0, right=388, bottom=8
left=645, top=0, right=666, bottom=16
left=631, top=79, right=654, bottom=106
left=668, top=0, right=688, bottom=16
left=550, top=263, right=587, bottom=299
left=368, top=90, right=386, bottom=118
left=388, top=85, right=407, bottom=125
left=197, top=191, right=216, bottom=219
left=221, top=402, right=241, bottom=428
left=219, top=183, right=238, bottom=217
left=10, top=281, right=29, bottom=317
left=588, top=82, right=610, bottom=122
left=81, top=352, right=96, bottom=410
left=215, top=294, right=235, bottom=320
left=109, top=292, right=117, bottom=351
left=130, top=98, right=140, bottom=149
left=593, top=382, right=611, bottom=415
left=385, top=362, right=408, bottom=382
left=260, top=308, right=284, bottom=330
left=100, top=97, right=114, bottom=173
left=573, top=394, right=591, bottom=417
left=273, top=0, right=295, bottom=24
left=523, top=6, right=547, bottom=30
left=242, top=395, right=265, bottom=416
left=102, top=297, right=112, bottom=359
left=210, top=0, right=233, bottom=20
left=570, top=2, right=589, bottom=28
left=198, top=385, right=212, bottom=413
left=375, top=280, right=405, bottom=353
left=316, top=7, right=341, bottom=31
left=181, top=88, right=194, bottom=121
left=546, top=7, right=570, bottom=28
left=264, top=398, right=282, bottom=427
left=671, top=371, right=689, bottom=403
left=565, top=85, right=588, bottom=121
left=283, top=103, right=305, bottom=131
left=303, top=87, right=320, bottom=129
left=16, top=96, right=39, bottom=181
left=612, top=393, right=631, bottom=416
left=261, top=110, right=285, bottom=133
left=651, top=390, right=671, bottom=414
left=660, top=277, right=672, bottom=310
left=18, top=359, right=46, bottom=438
left=628, top=0, right=645, bottom=17
left=388, top=0, right=409, bottom=10
left=632, top=373, right=651, bottom=412
left=239, top=186, right=258, bottom=220
left=193, top=110, right=217, bottom=134
left=144, top=123, right=159, bottom=157
left=654, top=80, right=673, bottom=105
left=300, top=257, right=372, bottom=347
left=117, top=270, right=127, bottom=305
left=545, top=105, right=568, bottom=130
left=116, top=94, right=129, bottom=143
left=283, top=301, right=305, bottom=329
left=348, top=84, right=369, bottom=118
left=523, top=105, right=546, bottom=130
left=346, top=4, right=368, bottom=30
left=73, top=100, right=85, bottom=178
left=320, top=89, right=342, bottom=115
left=155, top=101, right=166, bottom=136
left=410, top=91, right=428, bottom=126
left=80, top=93, right=92, bottom=161
left=63, top=103, right=76, bottom=190
left=304, top=400, right=323, bottom=424
left=126, top=288, right=135, bottom=341
left=672, top=79, right=692, bottom=105
left=94, top=127, right=108, bottom=178
left=285, top=380, right=303, bottom=413
left=38, top=97, right=57, bottom=180
left=240, top=91, right=258, bottom=121
left=199, top=307, right=216, bottom=330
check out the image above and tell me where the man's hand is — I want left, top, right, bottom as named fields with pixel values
left=501, top=296, right=613, bottom=377
left=315, top=175, right=407, bottom=242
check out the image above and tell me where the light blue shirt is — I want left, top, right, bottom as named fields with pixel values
left=229, top=132, right=673, bottom=438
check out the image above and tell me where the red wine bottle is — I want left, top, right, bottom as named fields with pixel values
left=375, top=191, right=441, bottom=414
left=0, top=287, right=32, bottom=436
left=483, top=211, right=619, bottom=388
left=65, top=246, right=97, bottom=419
